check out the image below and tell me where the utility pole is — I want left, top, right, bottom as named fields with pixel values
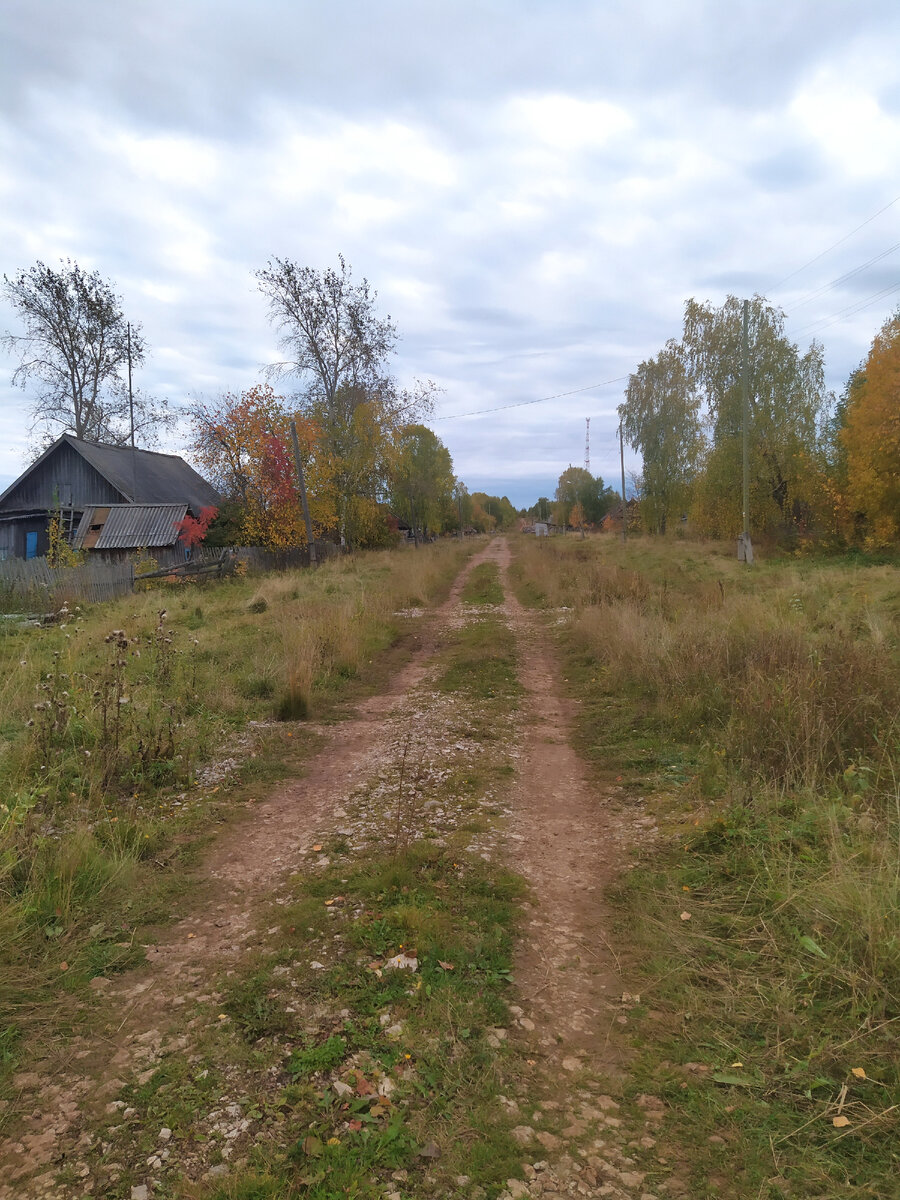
left=619, top=422, right=627, bottom=542
left=739, top=298, right=754, bottom=564
left=289, top=418, right=317, bottom=567
left=127, top=323, right=135, bottom=449
left=127, top=322, right=138, bottom=507
left=457, top=490, right=463, bottom=539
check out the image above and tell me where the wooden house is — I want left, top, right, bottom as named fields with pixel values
left=0, top=435, right=220, bottom=561
left=600, top=498, right=639, bottom=533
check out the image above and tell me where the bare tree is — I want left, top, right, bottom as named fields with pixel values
left=254, top=253, right=397, bottom=407
left=2, top=259, right=167, bottom=449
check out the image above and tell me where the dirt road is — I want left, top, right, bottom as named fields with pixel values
left=1, top=538, right=668, bottom=1199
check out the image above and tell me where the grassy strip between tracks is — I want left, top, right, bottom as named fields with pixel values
left=511, top=534, right=900, bottom=1200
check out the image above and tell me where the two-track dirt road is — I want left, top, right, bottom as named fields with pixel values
left=1, top=538, right=670, bottom=1200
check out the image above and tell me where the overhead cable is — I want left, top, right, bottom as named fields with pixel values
left=769, top=193, right=900, bottom=292
left=433, top=374, right=630, bottom=421
left=788, top=279, right=900, bottom=338
left=785, top=241, right=900, bottom=313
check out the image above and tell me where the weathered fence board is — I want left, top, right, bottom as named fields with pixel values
left=0, top=557, right=134, bottom=608
left=234, top=542, right=340, bottom=573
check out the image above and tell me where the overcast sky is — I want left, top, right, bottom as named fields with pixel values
left=2, top=0, right=899, bottom=507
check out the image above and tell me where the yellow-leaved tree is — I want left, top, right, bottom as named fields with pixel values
left=840, top=312, right=900, bottom=546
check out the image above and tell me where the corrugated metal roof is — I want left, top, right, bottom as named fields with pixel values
left=75, top=504, right=188, bottom=550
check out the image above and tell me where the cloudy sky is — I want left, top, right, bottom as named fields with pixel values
left=1, top=0, right=899, bottom=506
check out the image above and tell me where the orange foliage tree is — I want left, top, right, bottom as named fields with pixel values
left=840, top=313, right=900, bottom=546
left=188, top=384, right=336, bottom=549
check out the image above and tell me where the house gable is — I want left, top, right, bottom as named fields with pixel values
left=0, top=440, right=126, bottom=513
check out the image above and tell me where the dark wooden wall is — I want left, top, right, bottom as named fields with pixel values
left=1, top=443, right=124, bottom=511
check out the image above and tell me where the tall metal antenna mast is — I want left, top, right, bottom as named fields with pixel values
left=584, top=416, right=590, bottom=472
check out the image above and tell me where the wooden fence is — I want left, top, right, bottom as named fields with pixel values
left=234, top=542, right=339, bottom=573
left=0, top=557, right=135, bottom=609
left=0, top=541, right=341, bottom=611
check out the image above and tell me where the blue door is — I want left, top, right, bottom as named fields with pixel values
left=25, top=531, right=38, bottom=559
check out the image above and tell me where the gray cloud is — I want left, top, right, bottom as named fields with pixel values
left=2, top=1, right=900, bottom=508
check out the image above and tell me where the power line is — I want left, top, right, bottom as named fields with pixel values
left=432, top=374, right=630, bottom=421
left=432, top=201, right=899, bottom=432
left=785, top=241, right=900, bottom=313
left=789, top=278, right=900, bottom=339
left=769, top=192, right=900, bottom=293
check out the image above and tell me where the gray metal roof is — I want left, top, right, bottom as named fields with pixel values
left=74, top=504, right=188, bottom=549
left=0, top=435, right=221, bottom=512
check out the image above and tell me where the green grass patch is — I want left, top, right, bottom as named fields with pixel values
left=161, top=843, right=531, bottom=1200
left=462, top=561, right=505, bottom=606
left=436, top=615, right=520, bottom=703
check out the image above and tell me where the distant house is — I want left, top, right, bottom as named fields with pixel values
left=0, top=435, right=220, bottom=561
left=600, top=498, right=639, bottom=533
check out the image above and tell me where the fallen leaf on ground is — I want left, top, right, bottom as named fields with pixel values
left=302, top=1135, right=323, bottom=1156
left=680, top=911, right=691, bottom=921
left=438, top=960, right=455, bottom=970
left=730, top=1061, right=743, bottom=1068
left=832, top=1115, right=851, bottom=1128
left=851, top=1067, right=866, bottom=1079
left=59, top=962, right=68, bottom=971
left=355, top=1073, right=374, bottom=1095
left=313, top=844, right=323, bottom=852
left=418, top=1141, right=441, bottom=1159
left=385, top=952, right=418, bottom=971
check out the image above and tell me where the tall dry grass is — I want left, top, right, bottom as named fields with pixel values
left=516, top=536, right=900, bottom=787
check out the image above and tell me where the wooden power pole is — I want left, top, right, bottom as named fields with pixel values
left=739, top=298, right=754, bottom=564
left=619, top=422, right=627, bottom=542
left=290, top=418, right=317, bottom=567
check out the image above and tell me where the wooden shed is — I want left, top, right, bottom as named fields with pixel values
left=0, top=436, right=220, bottom=561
